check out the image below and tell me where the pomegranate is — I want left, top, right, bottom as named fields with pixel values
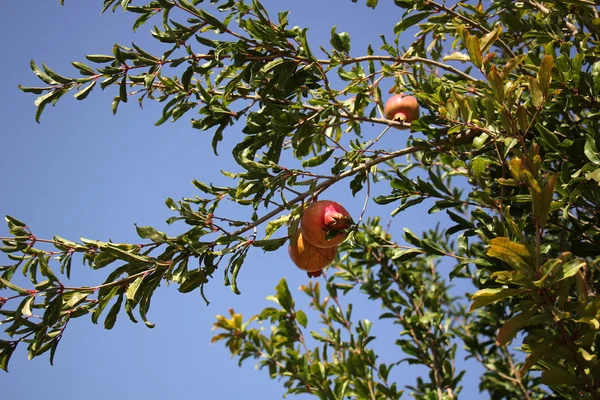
left=300, top=200, right=352, bottom=249
left=288, top=230, right=337, bottom=275
left=384, top=94, right=420, bottom=129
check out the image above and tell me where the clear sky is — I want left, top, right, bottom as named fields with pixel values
left=1, top=1, right=483, bottom=398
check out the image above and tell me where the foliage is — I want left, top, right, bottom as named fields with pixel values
left=3, top=0, right=600, bottom=398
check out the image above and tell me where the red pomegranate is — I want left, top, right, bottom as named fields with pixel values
left=300, top=200, right=352, bottom=249
left=384, top=94, right=420, bottom=129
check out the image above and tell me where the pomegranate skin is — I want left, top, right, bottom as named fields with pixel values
left=288, top=230, right=337, bottom=273
left=300, top=200, right=352, bottom=249
left=383, top=94, right=420, bottom=129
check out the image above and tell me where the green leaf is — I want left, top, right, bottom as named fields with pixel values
left=391, top=197, right=425, bottom=216
left=119, top=76, right=128, bottom=103
left=251, top=237, right=287, bottom=252
left=0, top=341, right=16, bottom=372
left=403, top=228, right=421, bottom=247
left=421, top=239, right=446, bottom=256
left=529, top=77, right=544, bottom=108
left=92, top=286, right=120, bottom=324
left=104, top=293, right=124, bottom=330
left=38, top=256, right=57, bottom=281
left=71, top=61, right=96, bottom=76
left=533, top=259, right=562, bottom=287
left=538, top=55, right=554, bottom=95
left=428, top=169, right=451, bottom=195
left=466, top=34, right=482, bottom=69
left=85, top=54, right=116, bottom=63
left=501, top=55, right=526, bottom=80
left=592, top=61, right=600, bottom=94
left=391, top=248, right=423, bottom=262
left=472, top=157, right=487, bottom=177
left=17, top=85, right=45, bottom=94
left=298, top=28, right=313, bottom=59
left=178, top=269, right=208, bottom=293
left=104, top=245, right=150, bottom=265
left=489, top=270, right=535, bottom=288
left=302, top=149, right=334, bottom=168
left=330, top=26, right=351, bottom=53
left=198, top=9, right=228, bottom=31
left=470, top=288, right=525, bottom=312
left=64, top=291, right=91, bottom=309
left=19, top=296, right=34, bottom=317
left=538, top=174, right=557, bottom=229
left=92, top=252, right=118, bottom=269
left=394, top=12, right=430, bottom=35
left=30, top=60, right=57, bottom=84
left=540, top=368, right=583, bottom=388
left=275, top=278, right=294, bottom=312
left=33, top=90, right=63, bottom=123
left=488, top=66, right=504, bottom=103
left=536, top=123, right=560, bottom=151
left=43, top=295, right=63, bottom=326
left=480, top=26, right=502, bottom=52
left=265, top=214, right=289, bottom=240
left=138, top=273, right=161, bottom=327
left=442, top=52, right=470, bottom=62
left=5, top=215, right=26, bottom=232
left=42, top=62, right=73, bottom=84
left=74, top=80, right=96, bottom=101
left=135, top=225, right=167, bottom=242
left=295, top=309, right=308, bottom=328
left=0, top=277, right=29, bottom=295
left=584, top=136, right=600, bottom=165
left=496, top=309, right=535, bottom=346
left=125, top=275, right=145, bottom=303
left=177, top=0, right=198, bottom=14
left=551, top=259, right=585, bottom=285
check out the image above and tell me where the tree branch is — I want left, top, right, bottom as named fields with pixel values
left=426, top=0, right=516, bottom=59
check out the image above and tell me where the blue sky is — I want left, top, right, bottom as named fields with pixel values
left=1, top=1, right=484, bottom=398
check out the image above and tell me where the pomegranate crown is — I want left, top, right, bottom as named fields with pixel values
left=323, top=204, right=353, bottom=230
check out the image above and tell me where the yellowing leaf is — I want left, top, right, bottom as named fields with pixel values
left=529, top=77, right=544, bottom=108
left=488, top=65, right=504, bottom=102
left=480, top=26, right=502, bottom=52
left=470, top=287, right=525, bottom=312
left=487, top=237, right=534, bottom=274
left=466, top=34, right=482, bottom=69
left=496, top=310, right=535, bottom=346
left=540, top=368, right=583, bottom=388
left=538, top=55, right=554, bottom=95
left=442, top=52, right=471, bottom=62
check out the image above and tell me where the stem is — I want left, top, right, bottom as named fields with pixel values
left=501, top=347, right=533, bottom=400
left=225, top=129, right=480, bottom=240
left=557, top=321, right=599, bottom=399
left=150, top=52, right=479, bottom=82
left=357, top=171, right=371, bottom=226
left=535, top=220, right=541, bottom=270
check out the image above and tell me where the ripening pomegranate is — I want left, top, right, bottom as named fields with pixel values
left=300, top=200, right=352, bottom=249
left=288, top=230, right=337, bottom=275
left=384, top=94, right=420, bottom=129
